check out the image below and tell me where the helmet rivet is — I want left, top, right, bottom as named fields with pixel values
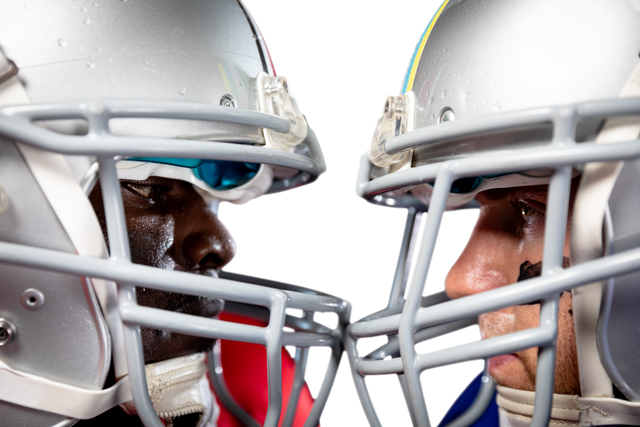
left=439, top=108, right=455, bottom=123
left=20, top=288, right=45, bottom=310
left=219, top=94, right=237, bottom=108
left=0, top=319, right=16, bottom=346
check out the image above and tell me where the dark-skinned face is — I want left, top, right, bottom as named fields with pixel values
left=89, top=176, right=236, bottom=363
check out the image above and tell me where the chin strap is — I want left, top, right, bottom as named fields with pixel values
left=122, top=352, right=220, bottom=427
left=497, top=386, right=640, bottom=427
left=0, top=352, right=219, bottom=426
left=0, top=359, right=132, bottom=420
left=496, top=386, right=580, bottom=427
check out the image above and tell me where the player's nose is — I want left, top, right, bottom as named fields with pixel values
left=182, top=222, right=236, bottom=271
left=445, top=225, right=515, bottom=300
left=174, top=192, right=236, bottom=272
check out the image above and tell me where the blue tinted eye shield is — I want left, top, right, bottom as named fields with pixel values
left=129, top=157, right=260, bottom=191
left=138, top=163, right=513, bottom=195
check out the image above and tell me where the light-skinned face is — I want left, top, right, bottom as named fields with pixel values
left=445, top=181, right=581, bottom=395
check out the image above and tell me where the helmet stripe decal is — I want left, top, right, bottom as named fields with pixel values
left=402, top=0, right=450, bottom=94
left=218, top=62, right=233, bottom=94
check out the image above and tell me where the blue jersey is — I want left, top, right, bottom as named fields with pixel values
left=436, top=369, right=499, bottom=427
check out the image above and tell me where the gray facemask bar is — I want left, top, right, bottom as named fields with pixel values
left=0, top=100, right=326, bottom=191
left=345, top=209, right=495, bottom=427
left=352, top=98, right=638, bottom=211
left=0, top=239, right=349, bottom=427
left=348, top=97, right=640, bottom=427
left=0, top=100, right=348, bottom=427
left=597, top=159, right=640, bottom=401
left=210, top=271, right=347, bottom=427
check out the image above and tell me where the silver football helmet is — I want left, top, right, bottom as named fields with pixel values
left=0, top=1, right=348, bottom=427
left=347, top=0, right=640, bottom=425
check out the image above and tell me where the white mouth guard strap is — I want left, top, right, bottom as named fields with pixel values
left=0, top=360, right=132, bottom=419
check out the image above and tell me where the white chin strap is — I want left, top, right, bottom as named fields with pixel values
left=496, top=386, right=580, bottom=427
left=122, top=352, right=220, bottom=427
left=496, top=386, right=640, bottom=427
left=0, top=352, right=219, bottom=426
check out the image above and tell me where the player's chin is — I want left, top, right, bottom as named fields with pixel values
left=488, top=352, right=536, bottom=391
left=140, top=327, right=217, bottom=364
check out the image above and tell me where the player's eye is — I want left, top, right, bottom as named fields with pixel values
left=122, top=183, right=163, bottom=199
left=521, top=205, right=538, bottom=223
left=519, top=203, right=544, bottom=224
left=127, top=184, right=153, bottom=198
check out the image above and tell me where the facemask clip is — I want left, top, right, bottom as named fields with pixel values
left=369, top=92, right=415, bottom=168
left=258, top=73, right=308, bottom=151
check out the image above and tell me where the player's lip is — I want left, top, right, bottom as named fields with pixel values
left=488, top=354, right=519, bottom=373
left=173, top=269, right=223, bottom=317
